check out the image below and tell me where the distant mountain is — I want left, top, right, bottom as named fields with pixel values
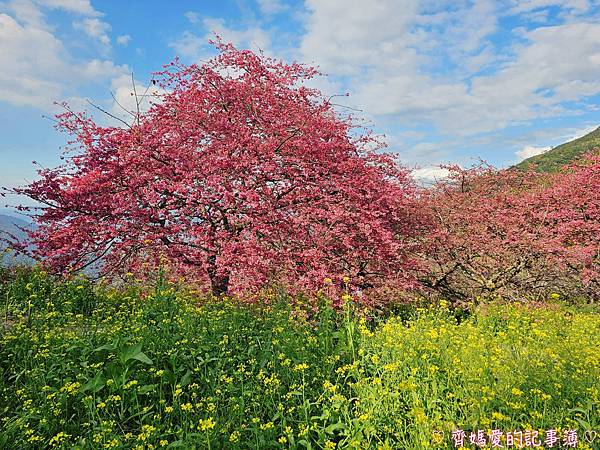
left=0, top=213, right=35, bottom=266
left=516, top=126, right=600, bottom=172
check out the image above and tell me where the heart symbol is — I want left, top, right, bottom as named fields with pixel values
left=584, top=430, right=597, bottom=443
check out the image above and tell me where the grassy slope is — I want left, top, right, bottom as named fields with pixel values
left=515, top=126, right=600, bottom=172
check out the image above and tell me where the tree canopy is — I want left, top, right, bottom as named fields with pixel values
left=15, top=41, right=427, bottom=298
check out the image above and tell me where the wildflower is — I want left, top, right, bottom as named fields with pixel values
left=511, top=387, right=523, bottom=396
left=491, top=411, right=507, bottom=421
left=124, top=380, right=139, bottom=389
left=260, top=421, right=275, bottom=430
left=427, top=329, right=439, bottom=339
left=199, top=417, right=216, bottom=431
left=49, top=432, right=70, bottom=447
left=293, top=363, right=309, bottom=372
left=104, top=439, right=119, bottom=448
left=137, top=424, right=156, bottom=441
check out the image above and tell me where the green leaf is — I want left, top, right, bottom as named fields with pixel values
left=138, top=384, right=157, bottom=394
left=120, top=342, right=142, bottom=364
left=298, top=439, right=312, bottom=450
left=93, top=342, right=116, bottom=353
left=132, top=351, right=153, bottom=365
left=119, top=342, right=152, bottom=365
left=179, top=369, right=192, bottom=387
left=82, top=371, right=105, bottom=394
left=325, top=422, right=345, bottom=434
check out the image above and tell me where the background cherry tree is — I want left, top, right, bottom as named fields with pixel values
left=419, top=153, right=600, bottom=301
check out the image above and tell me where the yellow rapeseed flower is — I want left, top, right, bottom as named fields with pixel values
left=199, top=418, right=216, bottom=431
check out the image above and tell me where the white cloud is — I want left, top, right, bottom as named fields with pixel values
left=5, top=0, right=100, bottom=27
left=78, top=58, right=124, bottom=79
left=73, top=17, right=111, bottom=45
left=36, top=0, right=99, bottom=16
left=299, top=0, right=499, bottom=77
left=300, top=0, right=422, bottom=75
left=516, top=145, right=551, bottom=161
left=508, top=0, right=591, bottom=14
left=297, top=0, right=504, bottom=137
left=0, top=12, right=65, bottom=106
left=0, top=1, right=128, bottom=109
left=169, top=30, right=206, bottom=59
left=204, top=17, right=271, bottom=52
left=296, top=0, right=600, bottom=143
left=411, top=166, right=451, bottom=183
left=381, top=131, right=453, bottom=166
left=116, top=34, right=130, bottom=46
left=461, top=22, right=600, bottom=130
left=170, top=16, right=272, bottom=60
left=184, top=11, right=200, bottom=24
left=257, top=0, right=287, bottom=15
left=4, top=0, right=45, bottom=26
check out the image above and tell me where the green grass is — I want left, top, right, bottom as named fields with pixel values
left=515, top=126, right=600, bottom=172
left=1, top=268, right=599, bottom=449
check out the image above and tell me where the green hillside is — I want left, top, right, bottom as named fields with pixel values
left=516, top=125, right=600, bottom=172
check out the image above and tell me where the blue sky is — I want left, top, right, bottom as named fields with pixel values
left=2, top=0, right=600, bottom=208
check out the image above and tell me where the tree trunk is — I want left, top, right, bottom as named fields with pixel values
left=210, top=273, right=230, bottom=296
left=207, top=254, right=229, bottom=296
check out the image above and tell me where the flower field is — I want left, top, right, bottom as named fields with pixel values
left=1, top=268, right=599, bottom=449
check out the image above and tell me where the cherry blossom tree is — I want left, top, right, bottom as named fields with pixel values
left=530, top=152, right=600, bottom=297
left=11, top=41, right=427, bottom=298
left=419, top=152, right=600, bottom=301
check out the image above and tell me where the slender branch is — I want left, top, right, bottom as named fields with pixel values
left=85, top=99, right=131, bottom=128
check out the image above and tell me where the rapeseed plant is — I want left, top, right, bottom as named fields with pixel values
left=0, top=268, right=598, bottom=448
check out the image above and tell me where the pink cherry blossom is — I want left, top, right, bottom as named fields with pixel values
left=13, top=40, right=427, bottom=299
